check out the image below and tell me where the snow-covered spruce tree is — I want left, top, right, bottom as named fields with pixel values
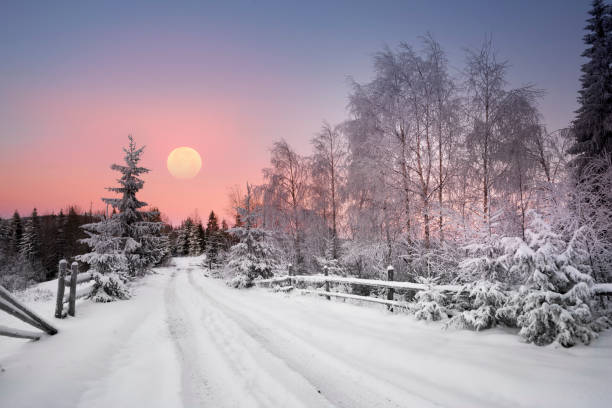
left=496, top=212, right=610, bottom=346
left=77, top=135, right=164, bottom=301
left=412, top=277, right=449, bottom=322
left=188, top=222, right=203, bottom=256
left=18, top=212, right=45, bottom=282
left=19, top=209, right=42, bottom=266
left=173, top=219, right=191, bottom=256
left=205, top=211, right=221, bottom=269
left=226, top=183, right=279, bottom=288
left=455, top=211, right=520, bottom=285
left=446, top=281, right=509, bottom=331
left=569, top=0, right=612, bottom=172
left=8, top=211, right=23, bottom=256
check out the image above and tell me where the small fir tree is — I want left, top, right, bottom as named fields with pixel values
left=205, top=211, right=220, bottom=268
left=495, top=212, right=610, bottom=346
left=226, top=183, right=279, bottom=287
left=188, top=222, right=203, bottom=256
left=78, top=136, right=165, bottom=301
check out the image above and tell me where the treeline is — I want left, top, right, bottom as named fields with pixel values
left=0, top=207, right=95, bottom=290
left=169, top=210, right=234, bottom=268
left=221, top=1, right=612, bottom=347
left=233, top=23, right=612, bottom=286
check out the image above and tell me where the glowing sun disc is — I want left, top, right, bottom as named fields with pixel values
left=167, top=146, right=202, bottom=179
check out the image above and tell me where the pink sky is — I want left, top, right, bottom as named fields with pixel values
left=0, top=1, right=585, bottom=225
left=0, top=85, right=342, bottom=225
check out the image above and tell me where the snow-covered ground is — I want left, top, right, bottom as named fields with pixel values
left=1, top=256, right=611, bottom=408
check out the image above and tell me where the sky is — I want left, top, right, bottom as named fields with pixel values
left=0, top=0, right=591, bottom=225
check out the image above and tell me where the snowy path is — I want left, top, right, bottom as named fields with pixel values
left=1, top=257, right=612, bottom=408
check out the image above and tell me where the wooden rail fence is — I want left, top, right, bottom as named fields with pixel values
left=55, top=260, right=94, bottom=318
left=0, top=286, right=58, bottom=341
left=256, top=265, right=612, bottom=310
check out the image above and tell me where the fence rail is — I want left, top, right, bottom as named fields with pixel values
left=256, top=266, right=612, bottom=310
left=0, top=285, right=58, bottom=340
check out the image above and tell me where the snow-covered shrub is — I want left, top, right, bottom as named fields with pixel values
left=88, top=272, right=131, bottom=303
left=226, top=183, right=279, bottom=288
left=341, top=240, right=389, bottom=280
left=498, top=284, right=610, bottom=347
left=494, top=212, right=608, bottom=346
left=446, top=281, right=509, bottom=331
left=458, top=235, right=519, bottom=284
left=412, top=278, right=448, bottom=321
left=227, top=273, right=252, bottom=289
left=400, top=239, right=460, bottom=284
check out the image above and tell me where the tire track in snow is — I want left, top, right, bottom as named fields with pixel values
left=185, top=270, right=440, bottom=408
left=164, top=269, right=215, bottom=407
left=188, top=274, right=514, bottom=408
left=166, top=264, right=332, bottom=408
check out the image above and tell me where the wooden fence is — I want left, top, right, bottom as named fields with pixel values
left=0, top=285, right=58, bottom=341
left=256, top=265, right=612, bottom=311
left=55, top=260, right=94, bottom=318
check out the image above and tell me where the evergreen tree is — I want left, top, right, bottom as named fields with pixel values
left=174, top=225, right=188, bottom=256
left=64, top=206, right=82, bottom=259
left=570, top=0, right=612, bottom=172
left=196, top=223, right=206, bottom=253
left=205, top=211, right=220, bottom=268
left=55, top=210, right=67, bottom=263
left=0, top=217, right=9, bottom=258
left=188, top=222, right=203, bottom=256
left=78, top=135, right=165, bottom=278
left=19, top=219, right=45, bottom=282
left=493, top=213, right=610, bottom=347
left=9, top=211, right=23, bottom=256
left=227, top=183, right=279, bottom=287
left=175, top=218, right=193, bottom=256
left=19, top=209, right=42, bottom=264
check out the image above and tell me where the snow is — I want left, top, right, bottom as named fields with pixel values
left=292, top=274, right=461, bottom=291
left=1, top=256, right=612, bottom=407
left=594, top=283, right=612, bottom=295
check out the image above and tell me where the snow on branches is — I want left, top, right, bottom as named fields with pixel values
left=77, top=136, right=166, bottom=300
left=226, top=183, right=280, bottom=288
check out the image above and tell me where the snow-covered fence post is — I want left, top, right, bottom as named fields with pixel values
left=68, top=262, right=78, bottom=317
left=386, top=265, right=394, bottom=312
left=55, top=260, right=67, bottom=318
left=324, top=266, right=330, bottom=300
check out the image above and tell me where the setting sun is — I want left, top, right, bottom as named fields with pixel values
left=167, top=146, right=202, bottom=179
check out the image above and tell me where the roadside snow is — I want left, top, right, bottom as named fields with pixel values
left=1, top=256, right=611, bottom=408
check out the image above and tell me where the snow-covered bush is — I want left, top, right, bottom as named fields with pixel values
left=226, top=183, right=279, bottom=288
left=400, top=239, right=460, bottom=284
left=494, top=212, right=608, bottom=346
left=446, top=281, right=509, bottom=331
left=88, top=272, right=131, bottom=303
left=227, top=273, right=252, bottom=289
left=412, top=278, right=448, bottom=321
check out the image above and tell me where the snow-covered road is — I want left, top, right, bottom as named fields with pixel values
left=2, top=257, right=612, bottom=408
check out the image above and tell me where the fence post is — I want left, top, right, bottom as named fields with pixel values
left=55, top=260, right=67, bottom=318
left=324, top=266, right=330, bottom=300
left=387, top=265, right=394, bottom=312
left=288, top=264, right=293, bottom=288
left=68, top=262, right=78, bottom=317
